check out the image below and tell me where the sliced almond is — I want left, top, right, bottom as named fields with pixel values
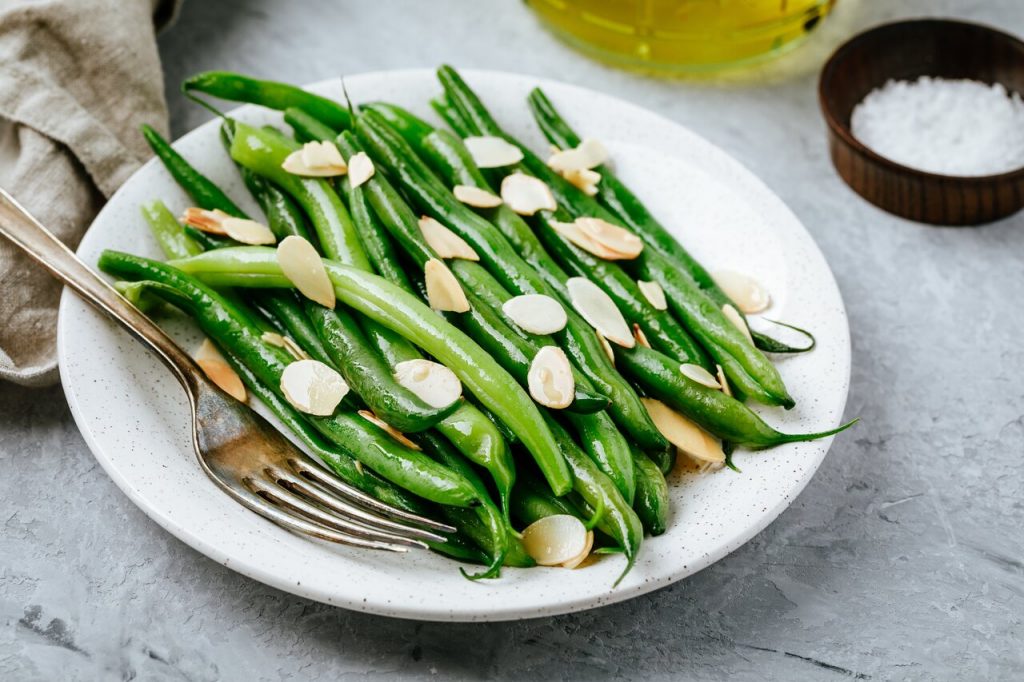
left=713, top=270, right=771, bottom=314
left=597, top=332, right=615, bottom=364
left=721, top=303, right=754, bottom=345
left=463, top=136, right=524, bottom=168
left=550, top=219, right=635, bottom=261
left=502, top=294, right=567, bottom=335
left=453, top=184, right=502, bottom=208
left=261, top=331, right=287, bottom=348
left=500, top=173, right=556, bottom=216
left=280, top=359, right=348, bottom=416
left=276, top=236, right=336, bottom=309
left=633, top=323, right=651, bottom=349
left=567, top=277, right=634, bottom=348
left=637, top=280, right=667, bottom=310
left=716, top=364, right=732, bottom=397
left=547, top=138, right=608, bottom=173
left=576, top=217, right=643, bottom=259
left=282, top=336, right=311, bottom=362
left=282, top=141, right=347, bottom=177
left=302, top=140, right=346, bottom=169
left=424, top=258, right=470, bottom=313
left=418, top=216, right=479, bottom=261
left=680, top=363, right=721, bottom=389
left=194, top=338, right=247, bottom=402
left=180, top=207, right=230, bottom=235
left=527, top=346, right=574, bottom=409
left=560, top=529, right=595, bottom=569
left=358, top=410, right=421, bottom=450
left=520, top=514, right=589, bottom=566
left=561, top=168, right=601, bottom=196
left=346, top=151, right=375, bottom=188
left=394, top=359, right=462, bottom=408
left=221, top=217, right=276, bottom=245
left=642, top=398, right=725, bottom=464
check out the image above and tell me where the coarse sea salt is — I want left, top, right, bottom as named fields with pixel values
left=851, top=76, right=1024, bottom=177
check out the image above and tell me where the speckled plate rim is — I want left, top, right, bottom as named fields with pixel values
left=58, top=68, right=851, bottom=622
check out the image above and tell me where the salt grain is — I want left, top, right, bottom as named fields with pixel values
left=851, top=76, right=1024, bottom=177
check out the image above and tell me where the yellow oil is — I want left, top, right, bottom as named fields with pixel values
left=525, top=0, right=837, bottom=74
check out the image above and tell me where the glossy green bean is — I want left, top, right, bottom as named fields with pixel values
left=183, top=71, right=350, bottom=130
left=141, top=199, right=202, bottom=260
left=284, top=106, right=339, bottom=143
left=632, top=449, right=670, bottom=536
left=167, top=246, right=573, bottom=496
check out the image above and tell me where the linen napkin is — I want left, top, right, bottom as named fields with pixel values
left=0, top=0, right=180, bottom=387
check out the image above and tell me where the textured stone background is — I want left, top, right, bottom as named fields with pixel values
left=3, top=0, right=1023, bottom=680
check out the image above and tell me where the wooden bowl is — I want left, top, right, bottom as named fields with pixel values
left=819, top=19, right=1024, bottom=225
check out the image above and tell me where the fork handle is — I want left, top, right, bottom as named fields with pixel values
left=0, top=187, right=201, bottom=393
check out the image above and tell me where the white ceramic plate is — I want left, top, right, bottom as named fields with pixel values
left=58, top=69, right=850, bottom=622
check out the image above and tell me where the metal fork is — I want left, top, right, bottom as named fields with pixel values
left=0, top=188, right=453, bottom=552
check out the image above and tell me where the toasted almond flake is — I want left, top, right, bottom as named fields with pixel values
left=347, top=151, right=375, bottom=188
left=500, top=173, right=556, bottom=215
left=567, top=277, right=634, bottom=348
left=394, top=359, right=462, bottom=408
left=633, top=323, right=651, bottom=348
left=547, top=138, right=608, bottom=172
left=418, top=216, right=479, bottom=261
left=358, top=410, right=421, bottom=450
left=282, top=142, right=347, bottom=177
left=576, top=217, right=643, bottom=259
left=424, top=258, right=470, bottom=312
left=560, top=168, right=601, bottom=196
left=597, top=332, right=616, bottom=364
left=282, top=336, right=311, bottom=362
left=463, top=136, right=524, bottom=168
left=277, top=236, right=336, bottom=309
left=521, top=514, right=589, bottom=566
left=637, top=280, right=667, bottom=310
left=280, top=359, right=348, bottom=416
left=194, top=338, right=247, bottom=402
left=642, top=398, right=725, bottom=464
left=527, top=346, right=575, bottom=409
left=181, top=207, right=230, bottom=235
left=221, top=217, right=276, bottom=245
left=680, top=363, right=721, bottom=389
left=550, top=218, right=635, bottom=261
left=453, top=184, right=503, bottom=208
left=261, top=331, right=287, bottom=348
left=721, top=303, right=754, bottom=345
left=561, top=529, right=595, bottom=569
left=716, top=364, right=732, bottom=397
left=713, top=270, right=771, bottom=314
left=302, top=140, right=346, bottom=169
left=502, top=294, right=567, bottom=335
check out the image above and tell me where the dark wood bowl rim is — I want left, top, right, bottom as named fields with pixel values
left=818, top=17, right=1024, bottom=186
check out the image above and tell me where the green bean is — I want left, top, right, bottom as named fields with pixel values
left=435, top=66, right=795, bottom=408
left=141, top=199, right=202, bottom=259
left=527, top=87, right=815, bottom=355
left=618, top=344, right=856, bottom=447
left=284, top=106, right=339, bottom=143
left=167, top=246, right=573, bottom=496
left=632, top=449, right=669, bottom=536
left=543, top=415, right=643, bottom=582
left=141, top=124, right=246, bottom=217
left=183, top=71, right=350, bottom=131
left=419, top=431, right=507, bottom=579
left=441, top=507, right=535, bottom=568
left=355, top=110, right=667, bottom=452
left=510, top=475, right=586, bottom=526
left=99, top=251, right=480, bottom=507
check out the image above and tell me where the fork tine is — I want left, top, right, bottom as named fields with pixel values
left=247, top=476, right=429, bottom=550
left=288, top=456, right=456, bottom=534
left=272, top=468, right=448, bottom=544
left=217, top=478, right=410, bottom=552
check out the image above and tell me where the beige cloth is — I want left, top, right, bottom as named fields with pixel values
left=0, top=0, right=179, bottom=387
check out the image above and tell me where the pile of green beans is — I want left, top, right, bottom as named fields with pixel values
left=111, top=67, right=855, bottom=581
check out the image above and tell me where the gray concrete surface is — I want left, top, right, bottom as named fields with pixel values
left=3, top=0, right=1023, bottom=679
